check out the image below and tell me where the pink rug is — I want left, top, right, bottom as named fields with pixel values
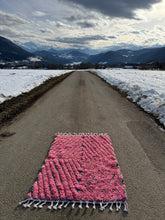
left=19, top=134, right=128, bottom=212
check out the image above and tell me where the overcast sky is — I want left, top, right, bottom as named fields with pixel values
left=0, top=0, right=165, bottom=52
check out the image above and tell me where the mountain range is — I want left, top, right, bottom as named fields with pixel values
left=0, top=36, right=165, bottom=65
left=88, top=48, right=165, bottom=64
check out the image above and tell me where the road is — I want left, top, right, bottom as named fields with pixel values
left=0, top=71, right=164, bottom=220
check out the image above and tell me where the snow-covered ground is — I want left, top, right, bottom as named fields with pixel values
left=0, top=69, right=69, bottom=103
left=94, top=69, right=165, bottom=127
left=0, top=68, right=165, bottom=127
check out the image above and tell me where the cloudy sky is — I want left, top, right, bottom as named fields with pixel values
left=0, top=0, right=165, bottom=52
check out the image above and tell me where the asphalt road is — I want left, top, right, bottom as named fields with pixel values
left=0, top=71, right=164, bottom=220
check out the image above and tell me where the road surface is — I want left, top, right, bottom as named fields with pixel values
left=0, top=71, right=164, bottom=220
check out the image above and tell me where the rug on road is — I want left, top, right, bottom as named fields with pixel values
left=19, top=134, right=128, bottom=212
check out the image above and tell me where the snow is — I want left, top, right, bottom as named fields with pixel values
left=0, top=69, right=69, bottom=103
left=28, top=57, right=42, bottom=62
left=94, top=69, right=165, bottom=127
left=59, top=54, right=73, bottom=59
left=0, top=68, right=165, bottom=127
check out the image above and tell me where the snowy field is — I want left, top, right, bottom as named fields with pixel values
left=0, top=69, right=69, bottom=103
left=94, top=69, right=165, bottom=127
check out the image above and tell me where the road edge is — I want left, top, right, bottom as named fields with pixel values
left=0, top=71, right=73, bottom=129
left=88, top=70, right=165, bottom=130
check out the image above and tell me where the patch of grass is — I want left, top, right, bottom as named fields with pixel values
left=0, top=71, right=72, bottom=127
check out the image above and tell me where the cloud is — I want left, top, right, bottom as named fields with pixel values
left=0, top=26, right=37, bottom=40
left=56, top=21, right=67, bottom=27
left=46, top=19, right=69, bottom=28
left=0, top=10, right=28, bottom=26
left=0, top=26, right=20, bottom=38
left=65, top=14, right=97, bottom=28
left=62, top=0, right=162, bottom=18
left=65, top=14, right=96, bottom=22
left=0, top=0, right=165, bottom=51
left=32, top=11, right=47, bottom=17
left=40, top=28, right=54, bottom=34
left=76, top=21, right=95, bottom=28
left=47, top=35, right=106, bottom=45
left=131, top=31, right=140, bottom=34
left=108, top=36, right=116, bottom=39
left=66, top=15, right=83, bottom=22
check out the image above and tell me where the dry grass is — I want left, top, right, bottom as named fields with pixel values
left=0, top=71, right=72, bottom=127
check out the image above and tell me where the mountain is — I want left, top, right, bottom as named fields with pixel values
left=1, top=36, right=165, bottom=66
left=15, top=41, right=102, bottom=55
left=16, top=41, right=55, bottom=53
left=34, top=49, right=89, bottom=65
left=34, top=50, right=69, bottom=65
left=0, top=36, right=32, bottom=61
left=57, top=50, right=89, bottom=63
left=87, top=48, right=165, bottom=64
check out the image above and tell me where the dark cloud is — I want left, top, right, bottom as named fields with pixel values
left=66, top=14, right=96, bottom=22
left=47, top=35, right=106, bottom=45
left=62, top=0, right=162, bottom=18
left=65, top=14, right=96, bottom=28
left=0, top=11, right=28, bottom=26
left=40, top=29, right=47, bottom=33
left=66, top=15, right=84, bottom=22
left=108, top=36, right=116, bottom=39
left=76, top=21, right=95, bottom=28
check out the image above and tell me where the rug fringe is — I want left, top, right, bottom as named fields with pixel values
left=19, top=199, right=128, bottom=212
left=55, top=132, right=108, bottom=136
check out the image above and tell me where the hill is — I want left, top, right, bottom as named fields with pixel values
left=87, top=48, right=165, bottom=64
left=0, top=36, right=32, bottom=61
left=34, top=49, right=89, bottom=65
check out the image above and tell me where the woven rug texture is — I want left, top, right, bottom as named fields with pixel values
left=19, top=134, right=128, bottom=211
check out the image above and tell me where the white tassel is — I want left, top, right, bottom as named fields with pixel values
left=19, top=199, right=29, bottom=205
left=26, top=200, right=36, bottom=208
left=103, top=202, right=109, bottom=210
left=124, top=202, right=128, bottom=212
left=116, top=202, right=119, bottom=212
left=100, top=202, right=109, bottom=211
left=109, top=202, right=113, bottom=211
left=23, top=200, right=30, bottom=208
left=34, top=201, right=41, bottom=208
left=38, top=200, right=47, bottom=208
left=53, top=201, right=59, bottom=210
left=86, top=201, right=89, bottom=209
left=72, top=201, right=76, bottom=209
left=99, top=202, right=104, bottom=211
left=58, top=201, right=64, bottom=209
left=64, top=201, right=70, bottom=208
left=78, top=201, right=83, bottom=209
left=55, top=132, right=108, bottom=136
left=118, top=202, right=121, bottom=210
left=48, top=201, right=54, bottom=210
left=93, top=201, right=96, bottom=209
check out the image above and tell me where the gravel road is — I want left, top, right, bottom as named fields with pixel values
left=0, top=71, right=164, bottom=220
